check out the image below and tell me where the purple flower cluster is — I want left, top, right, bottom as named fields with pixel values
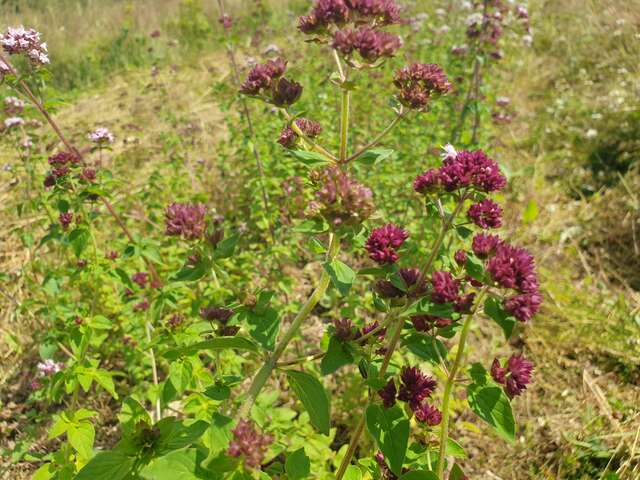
left=88, top=127, right=115, bottom=145
left=165, top=202, right=207, bottom=240
left=200, top=306, right=234, bottom=323
left=240, top=58, right=302, bottom=107
left=333, top=318, right=357, bottom=341
left=393, top=63, right=452, bottom=110
left=132, top=272, right=149, bottom=288
left=411, top=314, right=452, bottom=332
left=439, top=149, right=507, bottom=192
left=43, top=151, right=80, bottom=188
left=277, top=118, right=322, bottom=149
left=218, top=14, right=233, bottom=30
left=365, top=223, right=408, bottom=264
left=430, top=271, right=460, bottom=304
left=227, top=419, right=273, bottom=469
left=4, top=96, right=25, bottom=115
left=37, top=359, right=64, bottom=376
left=1, top=26, right=49, bottom=66
left=378, top=366, right=441, bottom=426
left=375, top=267, right=420, bottom=299
left=308, top=166, right=375, bottom=227
left=471, top=233, right=501, bottom=258
left=468, top=198, right=502, bottom=229
left=413, top=169, right=440, bottom=194
left=298, top=0, right=400, bottom=35
left=491, top=354, right=534, bottom=398
left=332, top=27, right=401, bottom=62
left=59, top=212, right=73, bottom=230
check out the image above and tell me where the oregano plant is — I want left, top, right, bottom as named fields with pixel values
left=1, top=1, right=541, bottom=479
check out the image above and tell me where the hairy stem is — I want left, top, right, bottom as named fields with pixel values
left=345, top=110, right=406, bottom=164
left=239, top=234, right=340, bottom=417
left=333, top=50, right=350, bottom=162
left=436, top=287, right=487, bottom=477
left=145, top=321, right=162, bottom=422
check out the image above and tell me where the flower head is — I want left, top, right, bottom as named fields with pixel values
left=454, top=249, right=468, bottom=265
left=393, top=63, right=452, bottom=110
left=200, top=306, right=234, bottom=324
left=277, top=118, right=322, bottom=148
left=37, top=359, right=64, bottom=376
left=4, top=96, right=25, bottom=114
left=219, top=14, right=233, bottom=29
left=430, top=271, right=460, bottom=304
left=271, top=77, right=303, bottom=106
left=59, top=212, right=73, bottom=230
left=1, top=26, right=49, bottom=66
left=309, top=166, right=375, bottom=227
left=414, top=402, right=442, bottom=426
left=88, top=127, right=115, bottom=145
left=377, top=379, right=397, bottom=408
left=333, top=318, right=356, bottom=341
left=491, top=354, right=534, bottom=398
left=398, top=366, right=437, bottom=408
left=486, top=243, right=539, bottom=293
left=439, top=149, right=506, bottom=192
left=504, top=292, right=542, bottom=322
left=471, top=233, right=501, bottom=258
left=227, top=420, right=273, bottom=469
left=365, top=223, right=408, bottom=264
left=240, top=58, right=287, bottom=95
left=4, top=116, right=25, bottom=130
left=468, top=199, right=503, bottom=229
left=413, top=169, right=441, bottom=194
left=333, top=27, right=401, bottom=62
left=165, top=202, right=207, bottom=240
left=132, top=272, right=149, bottom=288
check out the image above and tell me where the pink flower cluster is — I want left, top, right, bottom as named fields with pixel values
left=165, top=202, right=207, bottom=240
left=240, top=58, right=302, bottom=107
left=88, top=127, right=115, bottom=145
left=1, top=26, right=49, bottom=66
left=332, top=27, right=401, bottom=63
left=491, top=354, right=533, bottom=398
left=298, top=0, right=400, bottom=35
left=365, top=223, right=408, bottom=264
left=378, top=366, right=441, bottom=426
left=468, top=198, right=502, bottom=229
left=277, top=118, right=322, bottom=148
left=43, top=151, right=80, bottom=188
left=37, top=359, right=64, bottom=376
left=308, top=166, right=375, bottom=227
left=227, top=419, right=273, bottom=469
left=393, top=63, right=452, bottom=110
left=414, top=147, right=506, bottom=194
left=4, top=96, right=25, bottom=115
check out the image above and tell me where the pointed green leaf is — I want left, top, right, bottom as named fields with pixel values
left=285, top=447, right=311, bottom=479
left=286, top=370, right=331, bottom=435
left=324, top=259, right=356, bottom=296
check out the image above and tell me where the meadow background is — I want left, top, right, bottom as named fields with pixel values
left=0, top=0, right=639, bottom=478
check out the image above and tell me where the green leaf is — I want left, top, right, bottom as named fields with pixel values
left=399, top=471, right=438, bottom=480
left=285, top=447, right=311, bottom=479
left=446, top=438, right=467, bottom=458
left=356, top=148, right=394, bottom=166
left=169, top=359, right=193, bottom=395
left=118, top=397, right=151, bottom=436
left=207, top=413, right=233, bottom=456
left=484, top=296, right=516, bottom=340
left=449, top=464, right=467, bottom=480
left=141, top=448, right=209, bottom=480
left=203, top=383, right=231, bottom=401
left=402, top=298, right=454, bottom=319
left=156, top=418, right=210, bottom=455
left=164, top=337, right=259, bottom=360
left=93, top=369, right=118, bottom=399
left=289, top=150, right=331, bottom=167
left=464, top=254, right=485, bottom=282
left=286, top=370, right=331, bottom=435
left=467, top=383, right=515, bottom=443
left=32, top=463, right=55, bottom=480
left=75, top=451, right=136, bottom=480
left=215, top=233, right=240, bottom=259
left=292, top=218, right=328, bottom=234
left=522, top=200, right=539, bottom=223
left=68, top=422, right=95, bottom=460
left=171, top=262, right=208, bottom=283
left=324, top=259, right=356, bottom=296
left=403, top=334, right=448, bottom=364
left=244, top=304, right=280, bottom=352
left=343, top=465, right=363, bottom=480
left=320, top=337, right=354, bottom=375
left=68, top=228, right=90, bottom=257
left=365, top=405, right=409, bottom=475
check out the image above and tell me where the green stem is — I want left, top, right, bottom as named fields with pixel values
left=436, top=287, right=487, bottom=477
left=345, top=110, right=406, bottom=164
left=145, top=320, right=162, bottom=421
left=339, top=88, right=350, bottom=161
left=239, top=234, right=340, bottom=417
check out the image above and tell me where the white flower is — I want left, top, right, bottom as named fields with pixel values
left=496, top=96, right=511, bottom=107
left=585, top=129, right=598, bottom=139
left=441, top=144, right=458, bottom=161
left=522, top=34, right=533, bottom=47
left=37, top=359, right=64, bottom=376
left=88, top=127, right=115, bottom=144
left=466, top=13, right=484, bottom=26
left=4, top=116, right=25, bottom=129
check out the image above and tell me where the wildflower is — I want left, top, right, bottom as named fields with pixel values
left=333, top=27, right=401, bottom=62
left=348, top=0, right=401, bottom=24
left=441, top=143, right=457, bottom=161
left=468, top=199, right=503, bottom=229
left=106, top=250, right=119, bottom=260
left=451, top=44, right=469, bottom=55
left=397, top=366, right=436, bottom=409
left=59, top=212, right=73, bottom=230
left=4, top=96, right=25, bottom=114
left=227, top=419, right=273, bottom=469
left=413, top=169, right=441, bottom=194
left=219, top=14, right=233, bottom=30
left=1, top=26, right=49, bottom=66
left=333, top=318, right=356, bottom=341
left=496, top=96, right=510, bottom=107
left=309, top=166, right=375, bottom=227
left=4, top=116, right=25, bottom=130
left=454, top=292, right=475, bottom=313
left=358, top=320, right=386, bottom=341
left=393, top=63, right=452, bottom=109
left=48, top=151, right=79, bottom=167
left=37, top=359, right=64, bottom=376
left=134, top=299, right=150, bottom=311
left=430, top=271, right=460, bottom=304
left=375, top=279, right=403, bottom=298
left=471, top=233, right=501, bottom=258
left=200, top=306, right=234, bottom=324
left=277, top=118, right=321, bottom=148
left=365, top=224, right=408, bottom=264
left=439, top=150, right=506, bottom=192
left=414, top=402, right=442, bottom=426
left=491, top=355, right=533, bottom=398
left=88, top=127, right=115, bottom=145
left=167, top=314, right=185, bottom=329
left=271, top=77, right=303, bottom=106
left=132, top=272, right=149, bottom=288
left=239, top=58, right=287, bottom=95
left=454, top=249, right=467, bottom=265
left=0, top=59, right=10, bottom=79
left=486, top=243, right=539, bottom=293
left=80, top=167, right=97, bottom=182
left=378, top=379, right=397, bottom=408
left=309, top=0, right=350, bottom=28
left=411, top=314, right=452, bottom=331
left=165, top=202, right=207, bottom=240
left=504, top=292, right=542, bottom=322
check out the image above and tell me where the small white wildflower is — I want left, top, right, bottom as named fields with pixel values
left=37, top=359, right=64, bottom=376
left=522, top=34, right=533, bottom=47
left=585, top=129, right=598, bottom=139
left=441, top=144, right=457, bottom=161
left=4, top=116, right=25, bottom=129
left=88, top=127, right=115, bottom=145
